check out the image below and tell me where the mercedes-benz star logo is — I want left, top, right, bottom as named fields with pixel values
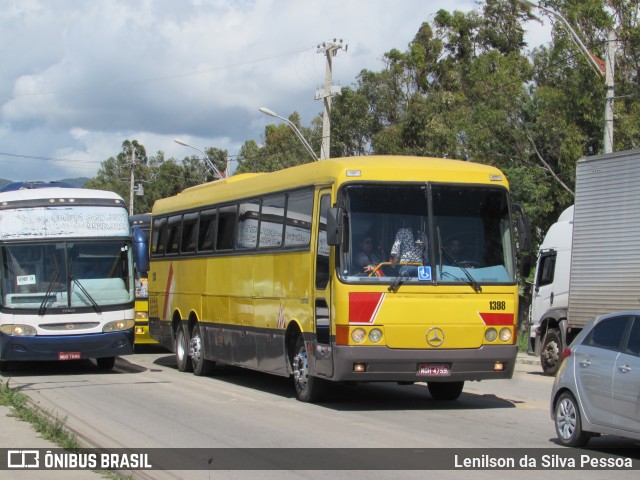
left=426, top=327, right=445, bottom=347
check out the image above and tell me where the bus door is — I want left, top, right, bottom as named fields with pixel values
left=313, top=191, right=333, bottom=377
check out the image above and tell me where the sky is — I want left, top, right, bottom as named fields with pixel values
left=0, top=0, right=551, bottom=182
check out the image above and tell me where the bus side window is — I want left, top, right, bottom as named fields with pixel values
left=217, top=204, right=237, bottom=251
left=259, top=194, right=285, bottom=249
left=198, top=209, right=217, bottom=252
left=181, top=212, right=198, bottom=254
left=151, top=217, right=167, bottom=256
left=165, top=215, right=182, bottom=255
left=284, top=189, right=313, bottom=248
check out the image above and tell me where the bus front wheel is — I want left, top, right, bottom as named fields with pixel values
left=175, top=325, right=193, bottom=373
left=291, top=336, right=325, bottom=403
left=96, top=357, right=115, bottom=370
left=427, top=381, right=464, bottom=401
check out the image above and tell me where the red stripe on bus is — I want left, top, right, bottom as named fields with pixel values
left=162, top=262, right=174, bottom=319
left=478, top=312, right=514, bottom=325
left=349, top=292, right=385, bottom=324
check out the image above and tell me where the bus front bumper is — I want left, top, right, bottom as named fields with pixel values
left=0, top=330, right=134, bottom=362
left=328, top=344, right=517, bottom=382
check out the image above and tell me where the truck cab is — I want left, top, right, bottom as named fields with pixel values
left=528, top=206, right=573, bottom=375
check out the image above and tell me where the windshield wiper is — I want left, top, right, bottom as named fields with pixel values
left=38, top=270, right=60, bottom=316
left=70, top=275, right=102, bottom=313
left=388, top=265, right=415, bottom=293
left=440, top=248, right=482, bottom=293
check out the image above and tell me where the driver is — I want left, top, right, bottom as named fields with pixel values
left=355, top=234, right=384, bottom=274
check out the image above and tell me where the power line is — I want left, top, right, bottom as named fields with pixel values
left=2, top=46, right=316, bottom=100
left=0, top=151, right=99, bottom=164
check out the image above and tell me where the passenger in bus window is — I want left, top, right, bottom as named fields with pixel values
left=355, top=234, right=384, bottom=274
left=390, top=223, right=425, bottom=265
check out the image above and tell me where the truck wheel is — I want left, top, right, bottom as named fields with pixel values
left=541, top=328, right=562, bottom=376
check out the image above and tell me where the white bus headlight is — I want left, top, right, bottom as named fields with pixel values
left=368, top=328, right=383, bottom=343
left=499, top=327, right=512, bottom=342
left=102, top=320, right=135, bottom=332
left=1, top=324, right=37, bottom=336
left=485, top=328, right=497, bottom=342
left=351, top=328, right=366, bottom=343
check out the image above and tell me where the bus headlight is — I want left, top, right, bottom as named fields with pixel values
left=135, top=311, right=149, bottom=320
left=351, top=328, right=366, bottom=343
left=102, top=320, right=135, bottom=332
left=499, top=327, right=512, bottom=342
left=0, top=324, right=37, bottom=336
left=485, top=328, right=498, bottom=342
left=368, top=328, right=383, bottom=343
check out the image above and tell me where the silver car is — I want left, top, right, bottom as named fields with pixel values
left=550, top=311, right=640, bottom=447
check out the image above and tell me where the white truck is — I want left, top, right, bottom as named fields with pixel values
left=528, top=148, right=640, bottom=375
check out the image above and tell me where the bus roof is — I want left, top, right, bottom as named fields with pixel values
left=0, top=187, right=126, bottom=208
left=152, top=155, right=509, bottom=215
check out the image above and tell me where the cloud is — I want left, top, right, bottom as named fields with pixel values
left=1, top=0, right=511, bottom=182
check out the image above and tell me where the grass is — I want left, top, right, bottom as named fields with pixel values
left=0, top=378, right=132, bottom=480
left=0, top=378, right=80, bottom=450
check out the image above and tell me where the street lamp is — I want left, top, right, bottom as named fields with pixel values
left=174, top=139, right=226, bottom=179
left=518, top=0, right=615, bottom=153
left=258, top=107, right=319, bottom=162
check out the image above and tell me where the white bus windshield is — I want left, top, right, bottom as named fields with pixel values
left=1, top=240, right=134, bottom=311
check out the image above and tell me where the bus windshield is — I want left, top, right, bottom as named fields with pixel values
left=339, top=183, right=516, bottom=285
left=1, top=240, right=133, bottom=311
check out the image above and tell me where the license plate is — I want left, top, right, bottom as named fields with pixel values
left=58, top=352, right=81, bottom=361
left=418, top=364, right=450, bottom=376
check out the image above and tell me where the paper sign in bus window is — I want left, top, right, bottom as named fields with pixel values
left=17, top=275, right=36, bottom=286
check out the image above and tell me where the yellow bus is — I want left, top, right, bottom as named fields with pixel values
left=148, top=156, right=531, bottom=402
left=129, top=213, right=156, bottom=345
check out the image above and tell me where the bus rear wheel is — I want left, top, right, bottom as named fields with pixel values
left=96, top=357, right=115, bottom=370
left=427, top=381, right=464, bottom=401
left=175, top=325, right=193, bottom=372
left=291, top=335, right=325, bottom=403
left=190, top=324, right=214, bottom=376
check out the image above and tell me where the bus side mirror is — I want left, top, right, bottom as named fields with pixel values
left=326, top=207, right=343, bottom=246
left=513, top=203, right=533, bottom=278
left=132, top=227, right=149, bottom=274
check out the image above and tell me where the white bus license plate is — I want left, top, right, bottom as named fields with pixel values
left=418, top=364, right=450, bottom=376
left=58, top=352, right=81, bottom=361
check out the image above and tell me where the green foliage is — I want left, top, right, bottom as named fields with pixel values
left=83, top=0, right=639, bottom=247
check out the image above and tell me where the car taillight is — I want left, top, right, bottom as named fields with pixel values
left=561, top=347, right=572, bottom=361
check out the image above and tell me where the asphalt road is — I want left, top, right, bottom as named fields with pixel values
left=2, top=348, right=638, bottom=480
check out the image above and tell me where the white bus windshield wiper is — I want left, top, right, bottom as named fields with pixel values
left=38, top=270, right=59, bottom=316
left=70, top=275, right=102, bottom=313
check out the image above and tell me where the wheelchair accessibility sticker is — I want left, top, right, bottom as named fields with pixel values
left=418, top=266, right=431, bottom=281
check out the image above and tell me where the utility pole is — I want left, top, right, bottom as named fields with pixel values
left=316, top=39, right=346, bottom=160
left=517, top=0, right=615, bottom=154
left=603, top=30, right=616, bottom=154
left=129, top=146, right=135, bottom=215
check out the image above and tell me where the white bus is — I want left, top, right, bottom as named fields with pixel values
left=0, top=187, right=139, bottom=371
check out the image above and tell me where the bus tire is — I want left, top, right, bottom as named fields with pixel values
left=541, top=328, right=562, bottom=376
left=0, top=360, right=10, bottom=372
left=190, top=323, right=214, bottom=376
left=96, top=357, right=115, bottom=370
left=175, top=325, right=193, bottom=372
left=291, top=335, right=325, bottom=403
left=427, top=381, right=464, bottom=401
